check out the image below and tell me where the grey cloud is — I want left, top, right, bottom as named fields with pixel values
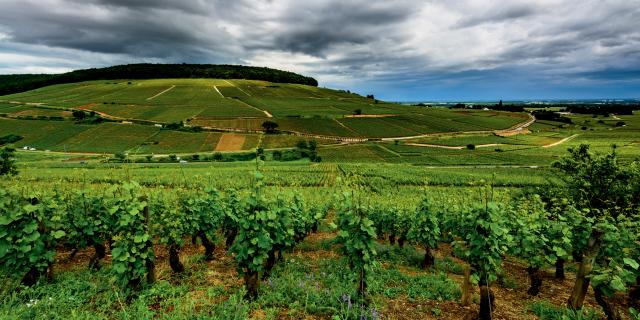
left=456, top=4, right=541, bottom=28
left=0, top=0, right=242, bottom=60
left=251, top=1, right=419, bottom=57
left=0, top=0, right=638, bottom=99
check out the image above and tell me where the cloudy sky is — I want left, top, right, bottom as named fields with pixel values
left=0, top=0, right=639, bottom=100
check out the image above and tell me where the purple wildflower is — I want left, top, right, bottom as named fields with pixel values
left=370, top=307, right=379, bottom=320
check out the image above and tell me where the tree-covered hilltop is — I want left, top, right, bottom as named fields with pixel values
left=0, top=64, right=318, bottom=95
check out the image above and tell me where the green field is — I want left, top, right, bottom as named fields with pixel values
left=0, top=79, right=534, bottom=155
left=1, top=79, right=638, bottom=167
left=2, top=103, right=638, bottom=320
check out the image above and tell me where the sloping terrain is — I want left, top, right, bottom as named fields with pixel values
left=0, top=78, right=529, bottom=154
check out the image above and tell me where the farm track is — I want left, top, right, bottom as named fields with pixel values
left=542, top=134, right=579, bottom=148
left=146, top=85, right=175, bottom=100
left=229, top=96, right=273, bottom=118
left=213, top=86, right=224, bottom=98
left=376, top=143, right=403, bottom=156
left=223, top=80, right=252, bottom=97
left=380, top=114, right=536, bottom=142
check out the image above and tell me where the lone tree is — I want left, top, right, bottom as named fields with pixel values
left=72, top=110, right=87, bottom=120
left=262, top=121, right=279, bottom=133
left=353, top=108, right=362, bottom=115
left=0, top=147, right=18, bottom=176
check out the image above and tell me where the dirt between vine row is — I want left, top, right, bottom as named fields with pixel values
left=52, top=231, right=612, bottom=319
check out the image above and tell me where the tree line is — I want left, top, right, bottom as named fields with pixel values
left=0, top=64, right=319, bottom=95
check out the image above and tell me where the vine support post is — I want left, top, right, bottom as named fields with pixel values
left=357, top=267, right=367, bottom=302
left=567, top=229, right=603, bottom=309
left=460, top=265, right=472, bottom=306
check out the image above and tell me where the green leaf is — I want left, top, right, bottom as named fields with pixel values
left=610, top=277, right=626, bottom=292
left=0, top=242, right=8, bottom=258
left=52, top=230, right=66, bottom=239
left=623, top=258, right=639, bottom=270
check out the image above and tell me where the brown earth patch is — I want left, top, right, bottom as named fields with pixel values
left=215, top=134, right=247, bottom=151
left=12, top=109, right=72, bottom=117
left=75, top=103, right=99, bottom=110
left=495, top=128, right=530, bottom=137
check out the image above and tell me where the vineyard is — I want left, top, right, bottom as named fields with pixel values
left=1, top=145, right=639, bottom=319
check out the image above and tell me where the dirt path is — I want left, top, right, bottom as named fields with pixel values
left=542, top=134, right=579, bottom=148
left=231, top=96, right=273, bottom=118
left=146, top=85, right=175, bottom=101
left=215, top=133, right=246, bottom=151
left=223, top=80, right=251, bottom=96
left=213, top=86, right=224, bottom=98
left=333, top=118, right=359, bottom=135
left=381, top=114, right=536, bottom=142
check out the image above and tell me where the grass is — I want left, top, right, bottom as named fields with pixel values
left=1, top=79, right=538, bottom=151
left=54, top=123, right=159, bottom=153
left=529, top=301, right=599, bottom=320
left=134, top=131, right=223, bottom=154
left=0, top=227, right=464, bottom=320
left=0, top=118, right=92, bottom=150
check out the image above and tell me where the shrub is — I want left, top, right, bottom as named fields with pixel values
left=262, top=121, right=279, bottom=133
left=0, top=134, right=23, bottom=146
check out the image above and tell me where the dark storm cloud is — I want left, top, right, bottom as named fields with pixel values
left=266, top=1, right=418, bottom=56
left=0, top=0, right=244, bottom=61
left=0, top=0, right=639, bottom=99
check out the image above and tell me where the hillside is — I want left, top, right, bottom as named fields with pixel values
left=0, top=78, right=533, bottom=155
left=2, top=75, right=637, bottom=165
left=0, top=64, right=318, bottom=96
